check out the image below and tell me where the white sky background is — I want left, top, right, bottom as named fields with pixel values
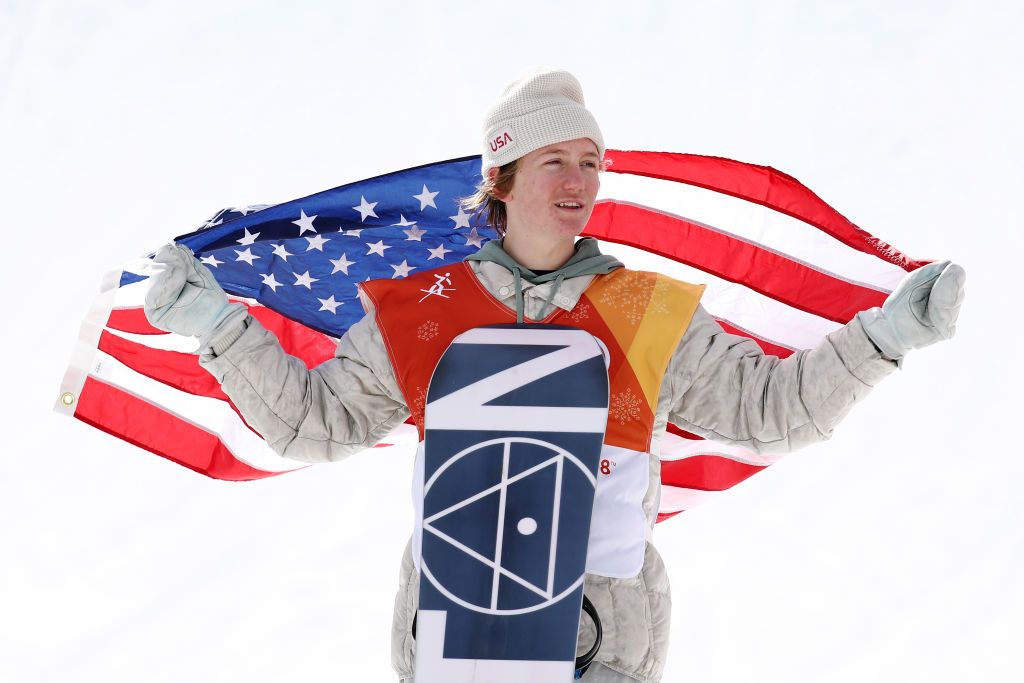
left=2, top=1, right=1022, bottom=681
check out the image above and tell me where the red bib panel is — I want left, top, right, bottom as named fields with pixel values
left=361, top=262, right=704, bottom=452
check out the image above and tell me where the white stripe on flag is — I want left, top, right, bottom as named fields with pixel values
left=113, top=278, right=153, bottom=307
left=114, top=276, right=260, bottom=310
left=658, top=432, right=784, bottom=466
left=105, top=326, right=202, bottom=353
left=598, top=171, right=906, bottom=292
left=90, top=350, right=304, bottom=474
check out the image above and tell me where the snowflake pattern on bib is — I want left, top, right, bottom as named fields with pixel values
left=595, top=271, right=659, bottom=325
left=417, top=320, right=440, bottom=341
left=567, top=302, right=591, bottom=323
left=610, top=387, right=642, bottom=424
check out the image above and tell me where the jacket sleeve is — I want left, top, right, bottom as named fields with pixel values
left=198, top=305, right=410, bottom=463
left=666, top=304, right=898, bottom=454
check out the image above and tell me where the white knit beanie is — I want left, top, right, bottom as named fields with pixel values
left=481, top=67, right=604, bottom=177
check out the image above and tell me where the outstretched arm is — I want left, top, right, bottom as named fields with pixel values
left=199, top=311, right=410, bottom=463
left=145, top=243, right=410, bottom=463
left=666, top=262, right=965, bottom=454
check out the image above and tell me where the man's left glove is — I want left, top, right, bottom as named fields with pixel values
left=857, top=260, right=966, bottom=363
left=144, top=243, right=248, bottom=353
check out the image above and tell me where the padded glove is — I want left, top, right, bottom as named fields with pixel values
left=857, top=260, right=966, bottom=362
left=144, top=243, right=248, bottom=352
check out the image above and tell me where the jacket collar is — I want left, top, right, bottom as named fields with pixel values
left=464, top=237, right=623, bottom=321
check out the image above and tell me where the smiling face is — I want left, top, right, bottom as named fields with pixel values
left=501, top=138, right=602, bottom=243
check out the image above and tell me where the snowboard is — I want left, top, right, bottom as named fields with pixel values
left=413, top=324, right=610, bottom=682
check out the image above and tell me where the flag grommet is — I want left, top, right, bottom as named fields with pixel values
left=60, top=392, right=75, bottom=407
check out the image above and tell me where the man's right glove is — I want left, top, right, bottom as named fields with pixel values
left=857, top=260, right=966, bottom=363
left=144, top=243, right=248, bottom=353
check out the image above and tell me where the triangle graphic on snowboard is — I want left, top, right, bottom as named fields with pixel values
left=425, top=454, right=566, bottom=599
left=426, top=487, right=501, bottom=563
left=498, top=458, right=558, bottom=593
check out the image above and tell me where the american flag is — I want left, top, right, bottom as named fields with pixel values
left=55, top=151, right=922, bottom=522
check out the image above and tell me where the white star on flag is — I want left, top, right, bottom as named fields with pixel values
left=271, top=244, right=293, bottom=261
left=392, top=214, right=416, bottom=227
left=413, top=184, right=439, bottom=210
left=403, top=225, right=426, bottom=241
left=200, top=254, right=223, bottom=268
left=237, top=228, right=260, bottom=245
left=344, top=229, right=364, bottom=237
left=390, top=260, right=415, bottom=278
left=235, top=248, right=260, bottom=265
left=366, top=240, right=390, bottom=256
left=330, top=253, right=355, bottom=275
left=293, top=210, right=318, bottom=235
left=318, top=295, right=343, bottom=314
left=427, top=243, right=452, bottom=260
left=465, top=227, right=486, bottom=248
left=260, top=273, right=283, bottom=292
left=232, top=206, right=252, bottom=216
left=293, top=271, right=318, bottom=289
left=449, top=207, right=472, bottom=229
left=353, top=196, right=378, bottom=222
left=305, top=234, right=329, bottom=251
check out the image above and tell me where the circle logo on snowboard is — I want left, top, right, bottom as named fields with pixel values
left=420, top=436, right=597, bottom=616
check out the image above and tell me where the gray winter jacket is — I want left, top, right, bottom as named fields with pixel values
left=199, top=239, right=897, bottom=682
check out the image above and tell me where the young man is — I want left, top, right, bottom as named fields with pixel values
left=145, top=68, right=965, bottom=682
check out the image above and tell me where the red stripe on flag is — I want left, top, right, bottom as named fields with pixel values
left=656, top=510, right=683, bottom=523
left=660, top=455, right=766, bottom=492
left=106, top=305, right=338, bottom=368
left=603, top=150, right=926, bottom=271
left=107, top=308, right=163, bottom=334
left=97, top=331, right=273, bottom=443
left=584, top=201, right=887, bottom=324
left=247, top=306, right=338, bottom=366
left=666, top=424, right=704, bottom=440
left=74, top=376, right=280, bottom=481
left=99, top=330, right=228, bottom=400
left=713, top=319, right=796, bottom=358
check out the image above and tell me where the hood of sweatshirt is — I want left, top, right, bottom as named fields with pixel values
left=464, top=237, right=623, bottom=323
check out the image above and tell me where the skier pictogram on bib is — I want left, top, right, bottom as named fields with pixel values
left=419, top=272, right=454, bottom=302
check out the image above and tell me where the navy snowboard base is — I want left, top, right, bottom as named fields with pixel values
left=413, top=325, right=610, bottom=682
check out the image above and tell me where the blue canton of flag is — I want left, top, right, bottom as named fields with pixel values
left=169, top=156, right=495, bottom=338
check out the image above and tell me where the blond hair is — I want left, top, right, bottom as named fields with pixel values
left=460, top=160, right=519, bottom=238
